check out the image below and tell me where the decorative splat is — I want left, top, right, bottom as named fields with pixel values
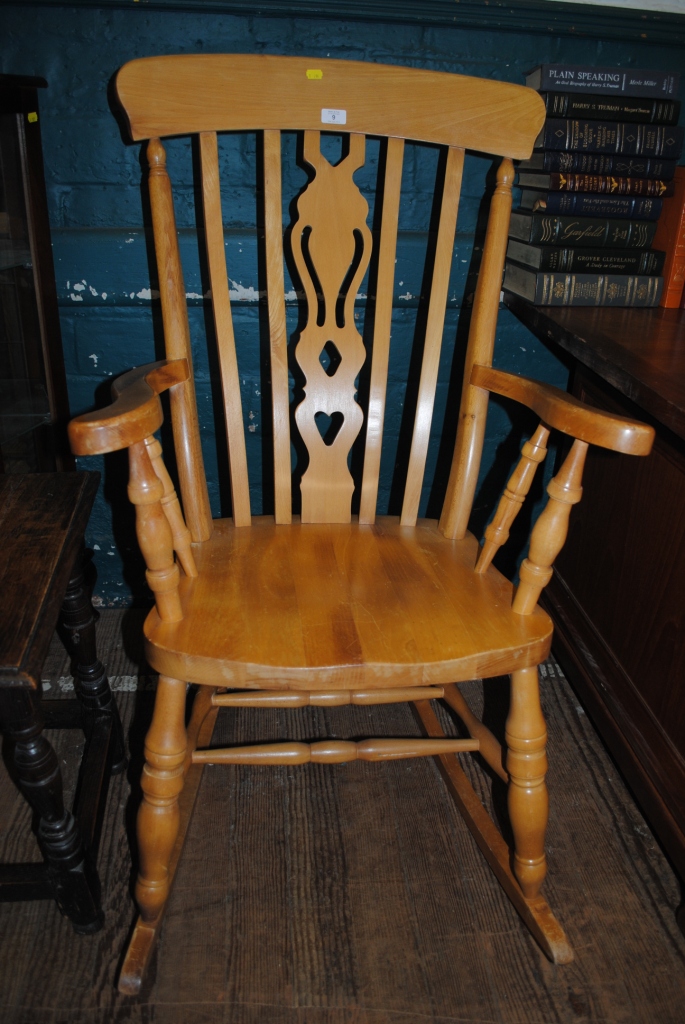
left=292, top=131, right=372, bottom=523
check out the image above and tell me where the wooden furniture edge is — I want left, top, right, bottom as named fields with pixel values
left=502, top=295, right=685, bottom=443
left=68, top=359, right=189, bottom=456
left=118, top=690, right=220, bottom=994
left=542, top=574, right=685, bottom=882
left=0, top=473, right=100, bottom=687
left=472, top=364, right=654, bottom=455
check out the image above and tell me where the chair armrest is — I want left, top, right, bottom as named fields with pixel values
left=68, top=359, right=190, bottom=456
left=471, top=364, right=654, bottom=456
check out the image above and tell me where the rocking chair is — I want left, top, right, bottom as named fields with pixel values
left=68, top=55, right=654, bottom=993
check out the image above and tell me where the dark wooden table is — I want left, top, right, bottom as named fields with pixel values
left=504, top=296, right=685, bottom=901
left=0, top=472, right=125, bottom=932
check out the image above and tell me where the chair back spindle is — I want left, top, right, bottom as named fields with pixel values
left=199, top=131, right=251, bottom=526
left=400, top=145, right=464, bottom=527
left=439, top=158, right=516, bottom=540
left=358, top=135, right=404, bottom=525
left=263, top=128, right=293, bottom=525
left=147, top=138, right=213, bottom=541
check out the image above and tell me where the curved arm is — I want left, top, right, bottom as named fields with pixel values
left=68, top=359, right=190, bottom=456
left=471, top=364, right=654, bottom=456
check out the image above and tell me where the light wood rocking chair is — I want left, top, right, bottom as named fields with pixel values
left=68, top=55, right=655, bottom=993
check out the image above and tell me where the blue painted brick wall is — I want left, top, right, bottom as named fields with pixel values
left=2, top=4, right=682, bottom=602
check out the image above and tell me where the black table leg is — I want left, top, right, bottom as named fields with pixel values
left=0, top=687, right=103, bottom=933
left=60, top=543, right=126, bottom=775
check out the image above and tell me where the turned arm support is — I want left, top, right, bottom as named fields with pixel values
left=471, top=364, right=655, bottom=611
left=68, top=359, right=192, bottom=622
left=471, top=364, right=654, bottom=455
left=68, top=359, right=190, bottom=457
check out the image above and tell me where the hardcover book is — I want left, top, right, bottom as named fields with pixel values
left=518, top=190, right=663, bottom=221
left=540, top=93, right=680, bottom=125
left=516, top=152, right=677, bottom=179
left=509, top=212, right=658, bottom=248
left=535, top=120, right=684, bottom=159
left=525, top=65, right=679, bottom=98
left=505, top=240, right=665, bottom=275
left=503, top=263, right=663, bottom=306
left=516, top=172, right=674, bottom=197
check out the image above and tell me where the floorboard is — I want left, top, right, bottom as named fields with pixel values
left=0, top=610, right=684, bottom=1024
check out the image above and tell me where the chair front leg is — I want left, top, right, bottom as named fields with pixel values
left=135, top=674, right=188, bottom=924
left=506, top=666, right=548, bottom=900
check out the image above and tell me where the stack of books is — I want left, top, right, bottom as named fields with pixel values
left=503, top=63, right=683, bottom=307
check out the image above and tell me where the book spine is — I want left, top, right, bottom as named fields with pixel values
left=537, top=120, right=684, bottom=159
left=534, top=273, right=663, bottom=306
left=652, top=166, right=685, bottom=308
left=532, top=66, right=679, bottom=98
left=524, top=153, right=677, bottom=178
left=525, top=192, right=663, bottom=220
left=542, top=93, right=680, bottom=125
left=547, top=173, right=673, bottom=196
left=520, top=215, right=657, bottom=248
left=535, top=248, right=665, bottom=274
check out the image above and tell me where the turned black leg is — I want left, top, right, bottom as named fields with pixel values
left=60, top=543, right=126, bottom=774
left=0, top=687, right=104, bottom=933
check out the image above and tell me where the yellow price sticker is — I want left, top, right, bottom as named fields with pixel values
left=27, top=112, right=38, bottom=123
left=306, top=69, right=323, bottom=80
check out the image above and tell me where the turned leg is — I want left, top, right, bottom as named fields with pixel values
left=60, top=542, right=126, bottom=774
left=135, top=674, right=187, bottom=924
left=0, top=687, right=103, bottom=932
left=506, top=667, right=549, bottom=900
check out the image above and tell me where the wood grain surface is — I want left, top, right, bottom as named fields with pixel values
left=0, top=472, right=98, bottom=687
left=142, top=518, right=553, bottom=690
left=116, top=54, right=545, bottom=159
left=502, top=297, right=685, bottom=442
left=1, top=610, right=685, bottom=1023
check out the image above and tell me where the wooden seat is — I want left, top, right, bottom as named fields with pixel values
left=144, top=519, right=553, bottom=689
left=68, top=54, right=655, bottom=993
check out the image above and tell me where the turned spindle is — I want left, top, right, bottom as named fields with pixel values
left=144, top=435, right=197, bottom=578
left=513, top=438, right=588, bottom=615
left=476, top=423, right=550, bottom=573
left=128, top=439, right=183, bottom=622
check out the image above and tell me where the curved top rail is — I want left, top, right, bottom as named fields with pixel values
left=115, top=54, right=545, bottom=160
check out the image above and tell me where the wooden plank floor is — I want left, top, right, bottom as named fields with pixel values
left=1, top=609, right=684, bottom=1023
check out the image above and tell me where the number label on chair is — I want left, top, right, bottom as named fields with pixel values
left=321, top=108, right=347, bottom=124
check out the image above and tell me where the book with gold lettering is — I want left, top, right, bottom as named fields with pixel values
left=509, top=212, right=658, bottom=248
left=516, top=172, right=674, bottom=196
left=517, top=152, right=677, bottom=179
left=505, top=240, right=665, bottom=274
left=502, top=264, right=663, bottom=306
left=518, top=190, right=663, bottom=220
left=540, top=93, right=680, bottom=124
